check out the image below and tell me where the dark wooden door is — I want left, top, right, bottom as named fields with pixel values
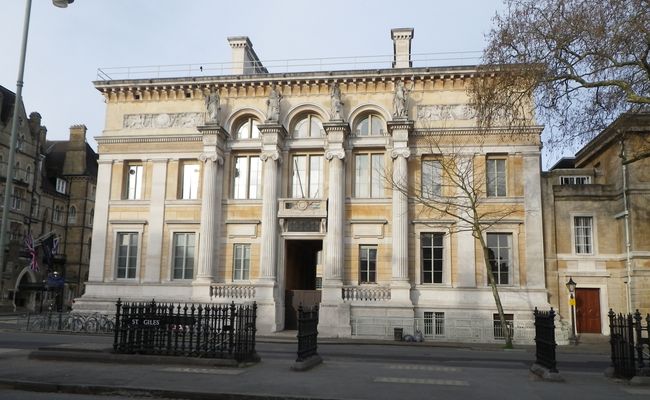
left=576, top=288, right=601, bottom=333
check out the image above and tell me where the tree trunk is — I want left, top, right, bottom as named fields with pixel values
left=477, top=232, right=513, bottom=348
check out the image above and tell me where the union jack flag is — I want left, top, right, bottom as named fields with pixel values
left=24, top=233, right=39, bottom=272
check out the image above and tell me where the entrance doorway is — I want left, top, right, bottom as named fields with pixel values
left=284, top=239, right=322, bottom=330
left=576, top=288, right=601, bottom=333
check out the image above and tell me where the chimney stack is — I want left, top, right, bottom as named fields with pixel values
left=391, top=28, right=414, bottom=68
left=227, top=36, right=268, bottom=75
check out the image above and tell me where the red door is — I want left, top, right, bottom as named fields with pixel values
left=575, top=288, right=601, bottom=333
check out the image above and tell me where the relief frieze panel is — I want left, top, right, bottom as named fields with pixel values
left=416, top=104, right=475, bottom=121
left=123, top=112, right=204, bottom=129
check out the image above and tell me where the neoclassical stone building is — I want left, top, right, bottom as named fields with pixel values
left=76, top=29, right=549, bottom=341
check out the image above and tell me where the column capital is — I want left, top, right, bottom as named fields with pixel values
left=387, top=119, right=414, bottom=133
left=199, top=152, right=223, bottom=165
left=260, top=150, right=282, bottom=162
left=325, top=149, right=345, bottom=161
left=391, top=148, right=411, bottom=159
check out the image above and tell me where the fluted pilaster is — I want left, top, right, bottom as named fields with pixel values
left=259, top=150, right=281, bottom=280
left=325, top=149, right=345, bottom=281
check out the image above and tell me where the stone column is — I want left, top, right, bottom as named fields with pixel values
left=256, top=122, right=286, bottom=333
left=193, top=125, right=228, bottom=300
left=195, top=152, right=220, bottom=281
left=387, top=120, right=414, bottom=308
left=391, top=148, right=410, bottom=284
left=320, top=122, right=351, bottom=337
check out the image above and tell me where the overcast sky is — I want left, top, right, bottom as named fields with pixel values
left=1, top=0, right=505, bottom=149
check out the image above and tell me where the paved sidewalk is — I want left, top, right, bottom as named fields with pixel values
left=0, top=337, right=646, bottom=400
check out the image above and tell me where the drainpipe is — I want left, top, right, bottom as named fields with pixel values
left=620, top=137, right=632, bottom=314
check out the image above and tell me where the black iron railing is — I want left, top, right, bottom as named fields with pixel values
left=25, top=312, right=115, bottom=334
left=533, top=307, right=557, bottom=372
left=296, top=304, right=319, bottom=362
left=608, top=309, right=650, bottom=379
left=113, top=299, right=257, bottom=362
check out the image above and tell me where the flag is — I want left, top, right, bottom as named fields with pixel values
left=24, top=234, right=39, bottom=272
left=41, top=235, right=54, bottom=268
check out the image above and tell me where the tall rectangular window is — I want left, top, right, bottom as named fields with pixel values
left=116, top=232, right=138, bottom=279
left=11, top=187, right=24, bottom=210
left=574, top=216, right=593, bottom=254
left=181, top=163, right=200, bottom=200
left=424, top=311, right=445, bottom=336
left=487, top=233, right=512, bottom=285
left=291, top=155, right=323, bottom=198
left=233, top=244, right=251, bottom=281
left=486, top=158, right=506, bottom=197
left=422, top=159, right=442, bottom=198
left=233, top=156, right=261, bottom=199
left=172, top=233, right=195, bottom=279
left=125, top=163, right=143, bottom=200
left=421, top=233, right=444, bottom=283
left=359, top=245, right=377, bottom=283
left=355, top=153, right=384, bottom=198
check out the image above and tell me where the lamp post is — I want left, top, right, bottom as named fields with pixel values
left=566, top=277, right=578, bottom=345
left=0, top=0, right=74, bottom=299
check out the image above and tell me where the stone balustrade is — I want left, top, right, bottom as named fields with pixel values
left=342, top=286, right=391, bottom=302
left=209, top=284, right=256, bottom=300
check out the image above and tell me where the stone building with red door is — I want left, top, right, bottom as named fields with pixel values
left=542, top=112, right=650, bottom=337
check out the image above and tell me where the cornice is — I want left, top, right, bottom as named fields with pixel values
left=411, top=126, right=544, bottom=136
left=94, top=66, right=488, bottom=95
left=95, top=135, right=203, bottom=145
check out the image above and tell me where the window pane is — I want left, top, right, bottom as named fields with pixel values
left=127, top=165, right=143, bottom=200
left=292, top=156, right=307, bottom=198
left=310, top=118, right=323, bottom=137
left=238, top=121, right=251, bottom=139
left=234, top=157, right=248, bottom=199
left=249, top=157, right=261, bottom=199
left=371, top=154, right=384, bottom=198
left=358, top=117, right=369, bottom=136
left=295, top=118, right=309, bottom=138
left=309, top=156, right=322, bottom=198
left=182, top=164, right=200, bottom=199
left=487, top=233, right=511, bottom=285
left=370, top=115, right=382, bottom=135
left=250, top=120, right=260, bottom=139
left=355, top=155, right=369, bottom=198
left=422, top=160, right=441, bottom=197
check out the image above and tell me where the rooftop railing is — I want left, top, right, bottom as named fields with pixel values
left=96, top=51, right=482, bottom=81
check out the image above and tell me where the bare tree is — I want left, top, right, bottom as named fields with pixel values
left=471, top=0, right=650, bottom=153
left=388, top=133, right=520, bottom=348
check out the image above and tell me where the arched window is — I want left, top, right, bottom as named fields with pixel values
left=293, top=114, right=323, bottom=138
left=54, top=205, right=61, bottom=223
left=236, top=117, right=261, bottom=139
left=355, top=114, right=385, bottom=136
left=68, top=206, right=77, bottom=224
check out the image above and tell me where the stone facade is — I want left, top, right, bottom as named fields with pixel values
left=0, top=85, right=98, bottom=310
left=76, top=30, right=550, bottom=342
left=542, top=112, right=650, bottom=336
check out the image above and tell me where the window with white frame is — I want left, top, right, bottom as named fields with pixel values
left=560, top=176, right=591, bottom=185
left=422, top=159, right=442, bottom=198
left=125, top=163, right=143, bottom=200
left=291, top=155, right=323, bottom=198
left=355, top=153, right=384, bottom=198
left=355, top=114, right=384, bottom=136
left=293, top=114, right=323, bottom=138
left=359, top=245, right=377, bottom=283
left=493, top=313, right=514, bottom=339
left=172, top=232, right=195, bottom=279
left=574, top=216, right=593, bottom=254
left=487, top=233, right=512, bottom=285
left=486, top=157, right=506, bottom=197
left=180, top=162, right=200, bottom=200
left=233, top=243, right=251, bottom=281
left=424, top=311, right=445, bottom=336
left=233, top=155, right=262, bottom=199
left=68, top=206, right=77, bottom=224
left=11, top=187, right=24, bottom=210
left=421, top=233, right=444, bottom=284
left=116, top=232, right=138, bottom=279
left=56, top=178, right=67, bottom=194
left=236, top=117, right=260, bottom=139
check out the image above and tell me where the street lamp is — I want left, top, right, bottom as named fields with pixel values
left=566, top=277, right=578, bottom=345
left=0, top=0, right=74, bottom=299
